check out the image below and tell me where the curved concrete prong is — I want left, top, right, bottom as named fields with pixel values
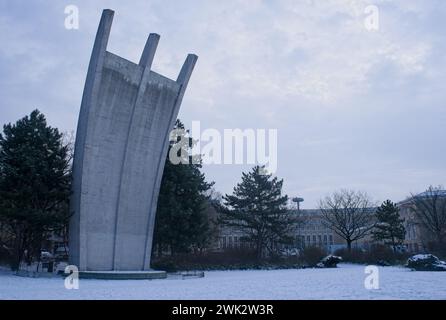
left=92, top=9, right=114, bottom=57
left=177, top=54, right=198, bottom=86
left=69, top=9, right=114, bottom=270
left=142, top=54, right=198, bottom=269
left=139, top=33, right=160, bottom=68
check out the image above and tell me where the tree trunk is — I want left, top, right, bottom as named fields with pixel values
left=347, top=239, right=352, bottom=252
left=157, top=243, right=162, bottom=258
left=256, top=238, right=263, bottom=260
left=437, top=233, right=444, bottom=245
left=12, top=230, right=27, bottom=271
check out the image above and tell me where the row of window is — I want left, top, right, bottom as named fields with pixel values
left=300, top=225, right=331, bottom=232
left=407, top=242, right=420, bottom=252
left=221, top=236, right=251, bottom=249
left=296, top=234, right=334, bottom=246
left=219, top=234, right=334, bottom=249
left=220, top=236, right=422, bottom=252
left=405, top=224, right=417, bottom=240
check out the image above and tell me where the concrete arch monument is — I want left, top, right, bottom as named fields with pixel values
left=69, top=9, right=197, bottom=274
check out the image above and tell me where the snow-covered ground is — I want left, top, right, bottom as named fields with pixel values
left=0, top=264, right=444, bottom=300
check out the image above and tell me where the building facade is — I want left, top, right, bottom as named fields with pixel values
left=217, top=209, right=366, bottom=254
left=397, top=190, right=446, bottom=253
left=217, top=190, right=446, bottom=255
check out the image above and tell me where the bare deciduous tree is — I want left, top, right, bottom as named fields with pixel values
left=409, top=186, right=446, bottom=248
left=319, top=189, right=376, bottom=252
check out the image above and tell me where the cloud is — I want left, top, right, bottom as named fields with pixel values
left=143, top=0, right=434, bottom=108
left=0, top=0, right=445, bottom=207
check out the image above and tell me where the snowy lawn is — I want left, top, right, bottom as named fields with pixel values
left=0, top=264, right=444, bottom=300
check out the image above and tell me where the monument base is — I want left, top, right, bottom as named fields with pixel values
left=78, top=270, right=167, bottom=280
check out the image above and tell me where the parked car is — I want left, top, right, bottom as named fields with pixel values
left=54, top=246, right=69, bottom=261
left=40, top=250, right=54, bottom=261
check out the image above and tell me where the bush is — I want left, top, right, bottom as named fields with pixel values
left=426, top=241, right=446, bottom=260
left=366, top=244, right=396, bottom=264
left=334, top=245, right=411, bottom=265
left=334, top=248, right=366, bottom=264
left=0, top=245, right=13, bottom=267
left=151, top=256, right=179, bottom=272
left=152, top=248, right=258, bottom=272
left=300, top=246, right=326, bottom=267
left=151, top=248, right=304, bottom=271
left=406, top=254, right=446, bottom=271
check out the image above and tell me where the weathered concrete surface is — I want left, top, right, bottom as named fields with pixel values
left=69, top=9, right=197, bottom=271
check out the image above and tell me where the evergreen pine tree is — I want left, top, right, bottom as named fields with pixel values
left=372, top=200, right=406, bottom=252
left=219, top=166, right=296, bottom=260
left=153, top=120, right=214, bottom=256
left=0, top=110, right=71, bottom=270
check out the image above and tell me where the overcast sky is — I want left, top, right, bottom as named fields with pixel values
left=1, top=0, right=445, bottom=208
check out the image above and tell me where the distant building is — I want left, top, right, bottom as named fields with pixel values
left=398, top=189, right=446, bottom=253
left=217, top=191, right=446, bottom=255
left=293, top=209, right=341, bottom=253
left=216, top=208, right=374, bottom=254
